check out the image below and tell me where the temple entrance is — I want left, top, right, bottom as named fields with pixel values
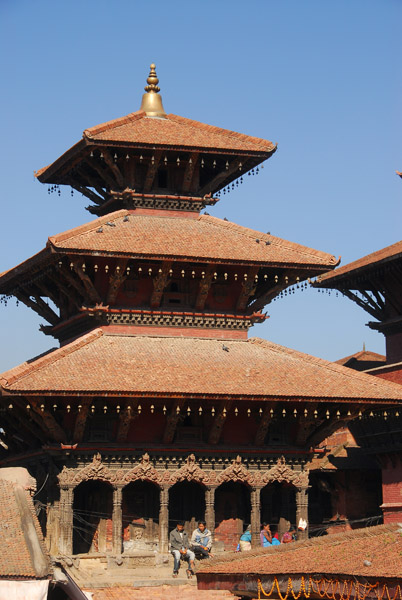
left=169, top=481, right=205, bottom=537
left=122, top=481, right=160, bottom=551
left=214, top=482, right=251, bottom=551
left=260, top=482, right=296, bottom=539
left=73, top=480, right=113, bottom=554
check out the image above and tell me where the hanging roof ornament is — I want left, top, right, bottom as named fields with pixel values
left=140, top=63, right=167, bottom=117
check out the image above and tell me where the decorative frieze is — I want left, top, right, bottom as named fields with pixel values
left=58, top=452, right=308, bottom=490
left=103, top=310, right=255, bottom=330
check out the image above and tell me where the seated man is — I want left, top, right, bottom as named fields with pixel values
left=169, top=521, right=195, bottom=578
left=190, top=520, right=213, bottom=558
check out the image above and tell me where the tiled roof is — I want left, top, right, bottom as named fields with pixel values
left=83, top=111, right=275, bottom=154
left=0, top=479, right=51, bottom=579
left=336, top=350, right=386, bottom=372
left=198, top=523, right=402, bottom=578
left=317, top=240, right=402, bottom=285
left=46, top=210, right=338, bottom=268
left=2, top=329, right=402, bottom=401
left=87, top=585, right=233, bottom=599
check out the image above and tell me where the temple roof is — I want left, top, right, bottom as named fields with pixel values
left=197, top=523, right=402, bottom=579
left=2, top=329, right=402, bottom=401
left=0, top=211, right=338, bottom=288
left=85, top=112, right=275, bottom=153
left=317, top=239, right=402, bottom=285
left=36, top=111, right=275, bottom=182
left=49, top=210, right=337, bottom=266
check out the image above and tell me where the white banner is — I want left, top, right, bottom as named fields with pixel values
left=0, top=580, right=49, bottom=600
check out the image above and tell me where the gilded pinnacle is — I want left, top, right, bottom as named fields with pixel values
left=140, top=63, right=166, bottom=118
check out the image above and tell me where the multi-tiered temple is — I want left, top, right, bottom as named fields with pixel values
left=1, top=66, right=402, bottom=562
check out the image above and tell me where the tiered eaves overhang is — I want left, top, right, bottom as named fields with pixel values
left=0, top=210, right=339, bottom=341
left=315, top=240, right=402, bottom=338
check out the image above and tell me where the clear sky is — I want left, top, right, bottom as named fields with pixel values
left=0, top=0, right=400, bottom=372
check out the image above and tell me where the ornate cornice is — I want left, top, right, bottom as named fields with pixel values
left=57, top=453, right=308, bottom=490
left=83, top=307, right=265, bottom=329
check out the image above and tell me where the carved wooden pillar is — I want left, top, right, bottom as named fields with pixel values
left=296, top=486, right=309, bottom=540
left=112, top=485, right=123, bottom=555
left=205, top=486, right=216, bottom=536
left=59, top=486, right=74, bottom=555
left=250, top=486, right=261, bottom=548
left=159, top=486, right=169, bottom=553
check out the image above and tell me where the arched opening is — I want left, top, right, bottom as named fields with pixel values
left=169, top=480, right=205, bottom=537
left=122, top=480, right=160, bottom=552
left=73, top=480, right=113, bottom=555
left=260, top=482, right=296, bottom=540
left=214, top=481, right=251, bottom=551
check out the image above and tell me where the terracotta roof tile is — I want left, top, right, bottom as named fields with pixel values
left=198, top=523, right=402, bottom=578
left=0, top=479, right=51, bottom=579
left=83, top=111, right=275, bottom=154
left=46, top=210, right=338, bottom=268
left=317, top=240, right=402, bottom=285
left=2, top=330, right=402, bottom=401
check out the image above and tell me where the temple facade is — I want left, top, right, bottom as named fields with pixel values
left=1, top=66, right=402, bottom=563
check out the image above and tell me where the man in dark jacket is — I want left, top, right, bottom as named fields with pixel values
left=169, top=522, right=195, bottom=578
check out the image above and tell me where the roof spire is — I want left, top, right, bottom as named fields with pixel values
left=140, top=63, right=167, bottom=118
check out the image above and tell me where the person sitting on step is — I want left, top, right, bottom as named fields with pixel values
left=169, top=521, right=196, bottom=578
left=190, top=520, right=213, bottom=558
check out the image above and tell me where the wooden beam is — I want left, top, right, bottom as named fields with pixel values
left=208, top=401, right=232, bottom=445
left=150, top=261, right=172, bottom=308
left=236, top=267, right=259, bottom=311
left=58, top=265, right=88, bottom=300
left=254, top=404, right=274, bottom=446
left=143, top=151, right=162, bottom=193
left=116, top=401, right=139, bottom=442
left=106, top=259, right=128, bottom=305
left=163, top=400, right=185, bottom=444
left=15, top=290, right=60, bottom=326
left=199, top=158, right=244, bottom=197
left=30, top=398, right=67, bottom=443
left=84, top=157, right=117, bottom=190
left=181, top=152, right=199, bottom=193
left=247, top=273, right=296, bottom=314
left=195, top=268, right=213, bottom=310
left=76, top=167, right=109, bottom=201
left=306, top=408, right=361, bottom=448
left=73, top=399, right=91, bottom=443
left=72, top=261, right=101, bottom=304
left=341, top=289, right=382, bottom=321
left=103, top=150, right=125, bottom=188
left=9, top=399, right=49, bottom=444
left=70, top=181, right=105, bottom=205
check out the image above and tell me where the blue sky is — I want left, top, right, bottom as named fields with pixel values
left=0, top=0, right=400, bottom=371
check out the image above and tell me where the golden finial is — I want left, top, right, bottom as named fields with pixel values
left=140, top=63, right=166, bottom=117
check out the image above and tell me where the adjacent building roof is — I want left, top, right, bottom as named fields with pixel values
left=317, top=240, right=402, bottom=285
left=197, top=523, right=402, bottom=579
left=0, top=478, right=51, bottom=579
left=336, top=350, right=386, bottom=372
left=1, top=329, right=402, bottom=401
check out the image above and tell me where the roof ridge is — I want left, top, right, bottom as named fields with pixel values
left=168, top=114, right=275, bottom=150
left=49, top=210, right=128, bottom=246
left=249, top=337, right=402, bottom=394
left=200, top=215, right=338, bottom=264
left=84, top=111, right=146, bottom=138
left=0, top=329, right=103, bottom=388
